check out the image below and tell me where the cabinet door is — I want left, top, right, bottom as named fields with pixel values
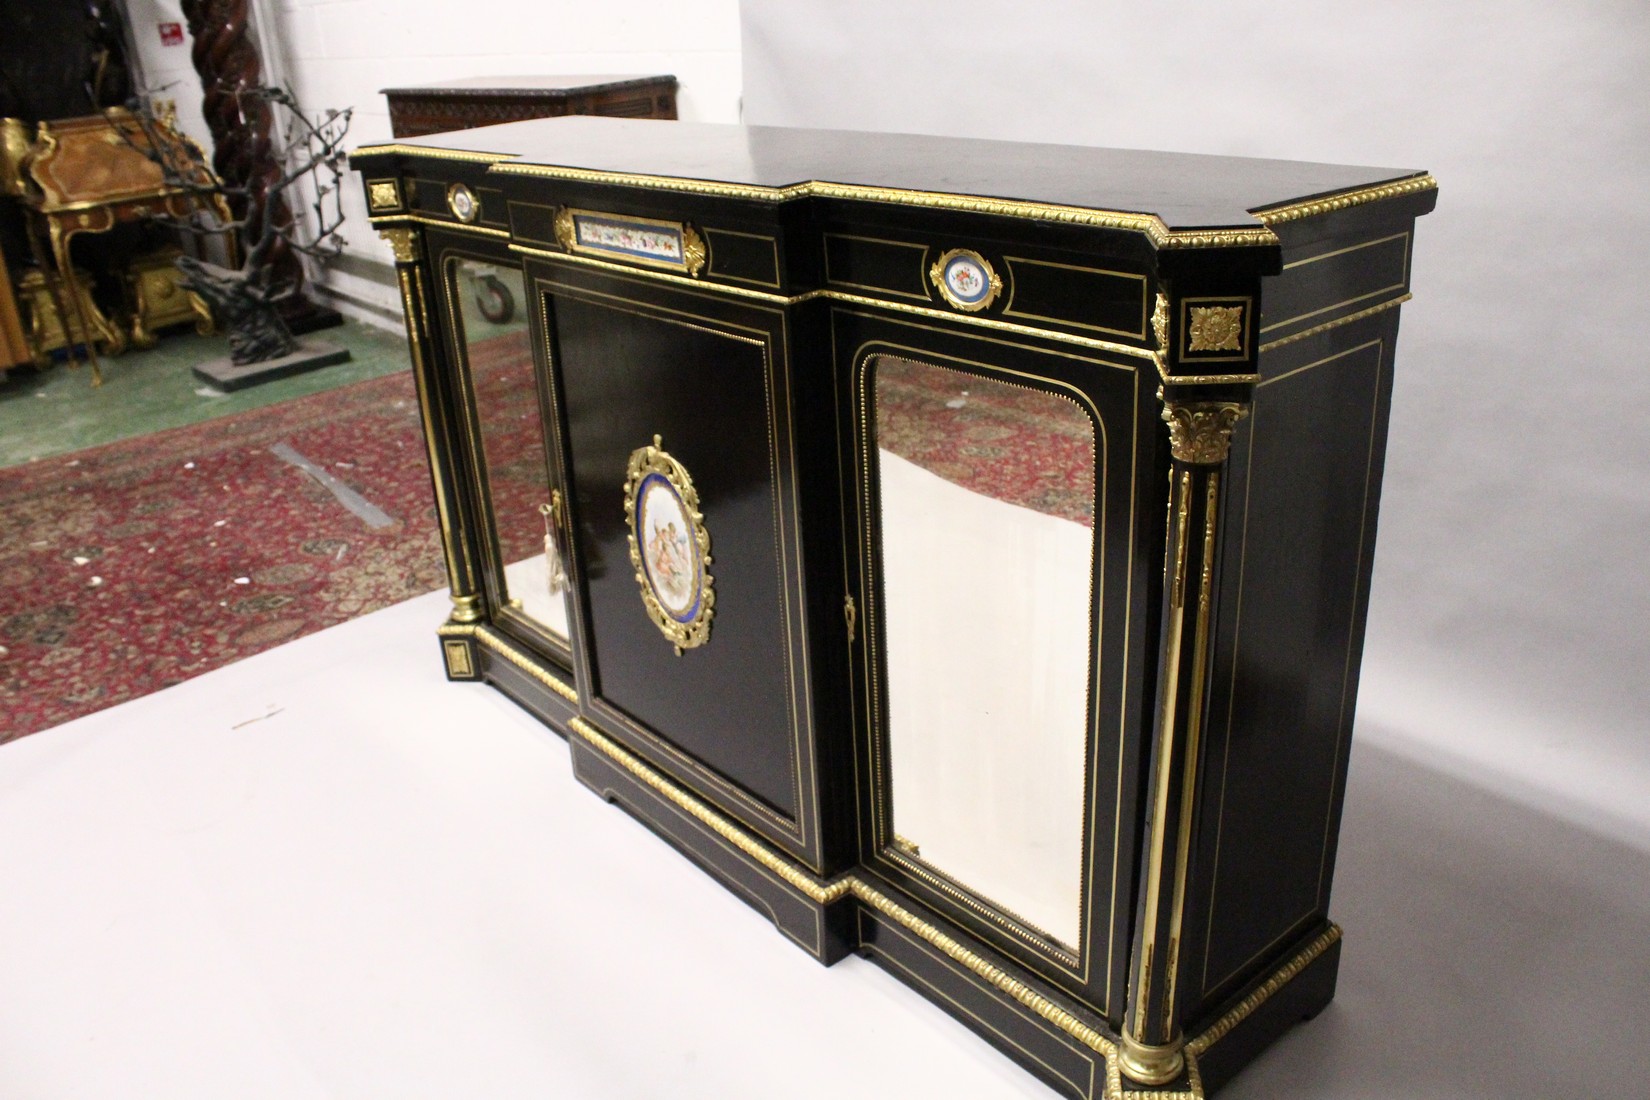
left=838, top=305, right=1153, bottom=1021
left=432, top=235, right=575, bottom=664
left=533, top=259, right=832, bottom=872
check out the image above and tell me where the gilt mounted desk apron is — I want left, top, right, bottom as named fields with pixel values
left=353, top=118, right=1435, bottom=1098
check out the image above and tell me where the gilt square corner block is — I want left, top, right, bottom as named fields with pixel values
left=352, top=116, right=1435, bottom=1098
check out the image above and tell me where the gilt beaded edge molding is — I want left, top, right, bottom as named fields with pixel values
left=356, top=143, right=1434, bottom=250
left=437, top=622, right=581, bottom=703
left=1253, top=174, right=1438, bottom=226
left=565, top=707, right=1341, bottom=1100
left=624, top=435, right=715, bottom=655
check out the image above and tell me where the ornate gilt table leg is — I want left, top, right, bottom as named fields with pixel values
left=1121, top=294, right=1252, bottom=1087
left=45, top=221, right=120, bottom=384
left=378, top=225, right=487, bottom=670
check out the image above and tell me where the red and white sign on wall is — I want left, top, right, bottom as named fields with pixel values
left=158, top=22, right=184, bottom=47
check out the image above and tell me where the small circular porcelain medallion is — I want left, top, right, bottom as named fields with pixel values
left=447, top=182, right=480, bottom=223
left=930, top=248, right=1002, bottom=312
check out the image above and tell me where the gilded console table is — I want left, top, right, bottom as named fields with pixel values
left=354, top=118, right=1434, bottom=1098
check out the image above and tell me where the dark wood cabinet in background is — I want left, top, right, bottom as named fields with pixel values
left=382, top=75, right=677, bottom=140
left=354, top=117, right=1435, bottom=1099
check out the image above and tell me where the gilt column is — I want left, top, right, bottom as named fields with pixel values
left=377, top=227, right=486, bottom=662
left=1121, top=293, right=1254, bottom=1086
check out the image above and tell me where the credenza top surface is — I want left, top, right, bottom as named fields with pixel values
left=359, top=116, right=1429, bottom=233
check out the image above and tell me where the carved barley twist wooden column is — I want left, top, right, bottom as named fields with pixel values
left=180, top=0, right=301, bottom=293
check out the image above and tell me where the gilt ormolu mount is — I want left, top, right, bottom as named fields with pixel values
left=354, top=117, right=1435, bottom=1097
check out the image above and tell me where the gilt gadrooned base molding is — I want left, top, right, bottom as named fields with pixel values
left=565, top=698, right=1343, bottom=1100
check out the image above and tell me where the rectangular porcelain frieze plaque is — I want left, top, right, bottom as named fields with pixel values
left=554, top=207, right=707, bottom=276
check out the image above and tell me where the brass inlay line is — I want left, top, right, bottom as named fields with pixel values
left=1185, top=924, right=1342, bottom=1056
left=1253, top=174, right=1437, bottom=226
left=1000, top=254, right=1150, bottom=340
left=703, top=226, right=782, bottom=289
left=371, top=213, right=513, bottom=239
left=566, top=701, right=1333, bottom=1099
left=476, top=626, right=579, bottom=703
left=851, top=338, right=1116, bottom=996
left=862, top=917, right=1091, bottom=1097
left=570, top=715, right=846, bottom=904
left=1257, top=294, right=1410, bottom=355
left=823, top=232, right=931, bottom=301
left=540, top=282, right=808, bottom=841
left=1279, top=230, right=1410, bottom=272
left=1201, top=342, right=1383, bottom=999
left=852, top=877, right=1119, bottom=1056
left=518, top=241, right=789, bottom=301
left=1162, top=472, right=1220, bottom=1033
left=390, top=257, right=481, bottom=619
left=1262, top=232, right=1410, bottom=334
left=1133, top=468, right=1192, bottom=1042
left=514, top=240, right=1163, bottom=364
left=829, top=289, right=1154, bottom=363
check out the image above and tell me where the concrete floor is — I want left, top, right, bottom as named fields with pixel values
left=0, top=319, right=410, bottom=468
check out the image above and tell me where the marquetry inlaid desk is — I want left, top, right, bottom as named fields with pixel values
left=14, top=107, right=224, bottom=383
left=354, top=117, right=1435, bottom=1098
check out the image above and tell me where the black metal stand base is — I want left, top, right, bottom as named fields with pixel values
left=192, top=338, right=350, bottom=391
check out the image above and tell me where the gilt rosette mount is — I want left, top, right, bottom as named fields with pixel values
left=624, top=435, right=715, bottom=655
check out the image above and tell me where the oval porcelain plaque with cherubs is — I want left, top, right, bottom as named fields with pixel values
left=624, top=435, right=714, bottom=654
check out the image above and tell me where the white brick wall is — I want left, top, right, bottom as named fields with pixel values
left=125, top=0, right=743, bottom=328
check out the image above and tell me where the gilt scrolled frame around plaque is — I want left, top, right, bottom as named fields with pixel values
left=929, top=247, right=1003, bottom=313
left=624, top=435, right=715, bottom=654
left=554, top=205, right=708, bottom=276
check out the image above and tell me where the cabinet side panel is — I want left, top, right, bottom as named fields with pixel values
left=1187, top=317, right=1397, bottom=1011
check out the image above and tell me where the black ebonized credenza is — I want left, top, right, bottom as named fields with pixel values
left=352, top=117, right=1435, bottom=1098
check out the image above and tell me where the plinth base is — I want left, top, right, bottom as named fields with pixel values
left=281, top=296, right=345, bottom=336
left=193, top=339, right=350, bottom=391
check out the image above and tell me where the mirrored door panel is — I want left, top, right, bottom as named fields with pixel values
left=872, top=354, right=1096, bottom=950
left=448, top=256, right=570, bottom=644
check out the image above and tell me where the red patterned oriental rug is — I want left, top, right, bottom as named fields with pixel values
left=874, top=356, right=1096, bottom=527
left=0, top=365, right=466, bottom=741
left=0, top=337, right=1099, bottom=741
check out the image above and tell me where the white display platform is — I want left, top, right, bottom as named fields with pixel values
left=3, top=591, right=1645, bottom=1098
